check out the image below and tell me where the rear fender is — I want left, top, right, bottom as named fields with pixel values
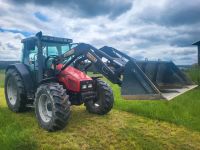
left=6, top=63, right=34, bottom=94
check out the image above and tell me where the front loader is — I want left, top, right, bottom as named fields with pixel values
left=4, top=32, right=196, bottom=131
left=98, top=46, right=197, bottom=100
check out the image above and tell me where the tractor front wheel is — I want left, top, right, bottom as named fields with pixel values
left=85, top=79, right=114, bottom=115
left=35, top=83, right=70, bottom=131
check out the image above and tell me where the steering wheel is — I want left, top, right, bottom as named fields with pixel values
left=45, top=55, right=59, bottom=69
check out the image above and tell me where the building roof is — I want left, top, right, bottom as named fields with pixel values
left=192, top=41, right=200, bottom=45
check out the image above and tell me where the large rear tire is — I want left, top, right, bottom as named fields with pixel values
left=85, top=79, right=114, bottom=115
left=35, top=83, right=70, bottom=131
left=5, top=68, right=28, bottom=112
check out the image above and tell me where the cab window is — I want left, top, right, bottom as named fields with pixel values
left=29, top=46, right=38, bottom=62
left=42, top=43, right=70, bottom=57
left=61, top=45, right=70, bottom=54
left=48, top=46, right=58, bottom=56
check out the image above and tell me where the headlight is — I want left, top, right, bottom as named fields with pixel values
left=82, top=84, right=87, bottom=89
left=88, top=84, right=93, bottom=88
left=81, top=81, right=93, bottom=90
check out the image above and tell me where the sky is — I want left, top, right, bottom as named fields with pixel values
left=0, top=0, right=200, bottom=65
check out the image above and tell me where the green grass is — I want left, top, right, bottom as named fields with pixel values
left=0, top=69, right=200, bottom=149
left=0, top=89, right=37, bottom=150
left=102, top=66, right=200, bottom=132
left=0, top=70, right=5, bottom=88
left=111, top=83, right=200, bottom=131
left=1, top=89, right=200, bottom=149
left=185, top=66, right=200, bottom=85
left=0, top=108, right=37, bottom=150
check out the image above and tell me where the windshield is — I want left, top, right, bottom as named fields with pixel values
left=42, top=42, right=71, bottom=57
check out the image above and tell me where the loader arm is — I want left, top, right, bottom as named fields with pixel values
left=57, top=43, right=123, bottom=85
left=54, top=43, right=164, bottom=100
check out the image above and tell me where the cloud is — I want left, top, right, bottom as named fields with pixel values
left=8, top=0, right=133, bottom=19
left=0, top=31, right=25, bottom=60
left=134, top=0, right=200, bottom=26
left=129, top=45, right=197, bottom=65
left=0, top=0, right=199, bottom=65
left=0, top=27, right=32, bottom=36
left=34, top=12, right=49, bottom=22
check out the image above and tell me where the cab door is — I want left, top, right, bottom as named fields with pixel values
left=22, top=40, right=38, bottom=86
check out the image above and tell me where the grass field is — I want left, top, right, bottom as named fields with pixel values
left=185, top=66, right=200, bottom=85
left=0, top=69, right=200, bottom=149
left=0, top=70, right=4, bottom=88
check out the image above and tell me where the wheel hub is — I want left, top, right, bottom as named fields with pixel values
left=7, top=76, right=17, bottom=105
left=38, top=94, right=53, bottom=123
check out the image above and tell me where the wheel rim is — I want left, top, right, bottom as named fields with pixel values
left=38, top=94, right=53, bottom=123
left=7, top=76, right=18, bottom=105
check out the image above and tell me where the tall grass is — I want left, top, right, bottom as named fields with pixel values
left=185, top=66, right=200, bottom=85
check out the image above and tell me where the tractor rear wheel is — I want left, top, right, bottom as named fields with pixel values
left=35, top=83, right=70, bottom=131
left=5, top=68, right=28, bottom=112
left=85, top=79, right=114, bottom=115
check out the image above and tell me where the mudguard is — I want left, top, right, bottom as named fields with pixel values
left=6, top=63, right=34, bottom=93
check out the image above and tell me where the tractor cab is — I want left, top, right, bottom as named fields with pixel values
left=21, top=33, right=74, bottom=82
left=20, top=32, right=95, bottom=104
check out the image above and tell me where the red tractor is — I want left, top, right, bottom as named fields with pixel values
left=5, top=32, right=116, bottom=131
left=5, top=32, right=194, bottom=131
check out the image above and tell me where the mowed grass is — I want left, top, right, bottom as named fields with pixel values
left=0, top=69, right=200, bottom=149
left=1, top=88, right=200, bottom=149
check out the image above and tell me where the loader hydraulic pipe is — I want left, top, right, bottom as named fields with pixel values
left=100, top=46, right=134, bottom=61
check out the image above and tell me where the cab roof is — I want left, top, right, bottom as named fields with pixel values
left=21, top=34, right=73, bottom=44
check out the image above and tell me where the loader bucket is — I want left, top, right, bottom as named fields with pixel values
left=121, top=60, right=163, bottom=100
left=98, top=46, right=197, bottom=100
left=136, top=61, right=193, bottom=88
left=121, top=60, right=197, bottom=100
